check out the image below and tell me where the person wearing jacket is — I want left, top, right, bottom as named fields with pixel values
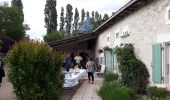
left=0, top=59, right=5, bottom=87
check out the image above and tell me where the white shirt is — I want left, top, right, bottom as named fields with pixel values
left=74, top=56, right=83, bottom=64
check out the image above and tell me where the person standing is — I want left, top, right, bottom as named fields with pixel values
left=74, top=54, right=83, bottom=69
left=86, top=58, right=95, bottom=84
left=64, top=53, right=73, bottom=72
left=0, top=59, right=5, bottom=87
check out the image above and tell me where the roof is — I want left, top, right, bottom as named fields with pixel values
left=49, top=0, right=149, bottom=47
left=93, top=0, right=147, bottom=33
left=49, top=32, right=96, bottom=47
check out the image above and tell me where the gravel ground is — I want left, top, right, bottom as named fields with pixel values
left=0, top=76, right=16, bottom=100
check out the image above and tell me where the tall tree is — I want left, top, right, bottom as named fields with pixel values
left=95, top=11, right=99, bottom=21
left=44, top=0, right=57, bottom=34
left=103, top=13, right=109, bottom=21
left=99, top=14, right=102, bottom=21
left=81, top=8, right=85, bottom=24
left=72, top=8, right=79, bottom=36
left=91, top=11, right=94, bottom=21
left=86, top=11, right=90, bottom=19
left=11, top=0, right=24, bottom=23
left=59, top=7, right=64, bottom=33
left=65, top=4, right=73, bottom=36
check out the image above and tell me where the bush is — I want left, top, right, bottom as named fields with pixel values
left=115, top=44, right=149, bottom=94
left=148, top=86, right=170, bottom=99
left=98, top=81, right=134, bottom=100
left=104, top=73, right=119, bottom=82
left=7, top=40, right=63, bottom=100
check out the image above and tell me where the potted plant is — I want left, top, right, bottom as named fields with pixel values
left=98, top=49, right=103, bottom=53
left=103, top=46, right=111, bottom=51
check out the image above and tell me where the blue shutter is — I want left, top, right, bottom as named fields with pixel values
left=152, top=43, right=162, bottom=83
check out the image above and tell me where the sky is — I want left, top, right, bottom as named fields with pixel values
left=1, top=0, right=130, bottom=41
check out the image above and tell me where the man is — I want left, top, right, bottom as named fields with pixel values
left=64, top=53, right=73, bottom=72
left=74, top=54, right=83, bottom=69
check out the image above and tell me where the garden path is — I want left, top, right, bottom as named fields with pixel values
left=71, top=76, right=102, bottom=100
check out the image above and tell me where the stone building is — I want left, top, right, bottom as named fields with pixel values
left=95, top=0, right=170, bottom=87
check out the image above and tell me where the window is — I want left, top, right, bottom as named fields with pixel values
left=165, top=6, right=170, bottom=24
left=116, top=33, right=119, bottom=38
left=106, top=34, right=110, bottom=42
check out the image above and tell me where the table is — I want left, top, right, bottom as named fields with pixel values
left=63, top=69, right=86, bottom=87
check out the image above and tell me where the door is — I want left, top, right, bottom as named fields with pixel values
left=104, top=50, right=114, bottom=73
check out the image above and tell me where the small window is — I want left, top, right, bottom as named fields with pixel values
left=116, top=33, right=119, bottom=38
left=168, top=10, right=170, bottom=19
left=107, top=37, right=110, bottom=41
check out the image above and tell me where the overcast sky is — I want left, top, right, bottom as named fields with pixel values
left=2, top=0, right=130, bottom=40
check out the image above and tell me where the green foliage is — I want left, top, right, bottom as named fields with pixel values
left=93, top=20, right=101, bottom=30
left=59, top=7, right=65, bottom=33
left=98, top=81, right=134, bottom=100
left=86, top=11, right=90, bottom=19
left=148, top=86, right=170, bottom=99
left=7, top=40, right=63, bottom=100
left=73, top=8, right=79, bottom=34
left=81, top=8, right=85, bottom=23
left=65, top=4, right=73, bottom=36
left=103, top=13, right=109, bottom=21
left=0, top=5, right=25, bottom=41
left=11, top=0, right=24, bottom=23
left=115, top=44, right=149, bottom=94
left=104, top=73, right=119, bottom=82
left=43, top=31, right=65, bottom=42
left=44, top=0, right=57, bottom=34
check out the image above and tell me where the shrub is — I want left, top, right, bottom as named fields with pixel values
left=7, top=40, right=63, bottom=100
left=115, top=44, right=149, bottom=94
left=148, top=86, right=170, bottom=99
left=98, top=81, right=134, bottom=100
left=104, top=73, right=119, bottom=82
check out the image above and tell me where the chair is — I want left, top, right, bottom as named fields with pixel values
left=95, top=64, right=106, bottom=77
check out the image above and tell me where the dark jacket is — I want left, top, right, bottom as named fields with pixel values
left=0, top=67, right=5, bottom=83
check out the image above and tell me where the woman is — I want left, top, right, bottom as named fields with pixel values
left=86, top=58, right=95, bottom=84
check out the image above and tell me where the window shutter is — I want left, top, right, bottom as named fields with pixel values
left=152, top=43, right=162, bottom=83
left=112, top=48, right=114, bottom=70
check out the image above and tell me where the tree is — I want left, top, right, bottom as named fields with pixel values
left=44, top=0, right=57, bottom=34
left=0, top=5, right=25, bottom=41
left=99, top=14, right=102, bottom=21
left=86, top=11, right=90, bottom=19
left=91, top=11, right=94, bottom=21
left=72, top=8, right=79, bottom=36
left=11, top=0, right=24, bottom=23
left=103, top=13, right=109, bottom=21
left=65, top=4, right=73, bottom=37
left=81, top=8, right=85, bottom=23
left=95, top=11, right=99, bottom=21
left=59, top=7, right=64, bottom=33
left=44, top=31, right=65, bottom=42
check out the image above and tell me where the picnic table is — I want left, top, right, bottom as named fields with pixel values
left=63, top=69, right=86, bottom=87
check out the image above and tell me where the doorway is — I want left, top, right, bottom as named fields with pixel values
left=165, top=43, right=170, bottom=84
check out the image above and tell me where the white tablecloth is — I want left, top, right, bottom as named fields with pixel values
left=63, top=69, right=86, bottom=87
